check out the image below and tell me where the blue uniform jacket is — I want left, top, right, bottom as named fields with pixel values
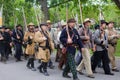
left=60, top=27, right=84, bottom=55
left=12, top=29, right=24, bottom=44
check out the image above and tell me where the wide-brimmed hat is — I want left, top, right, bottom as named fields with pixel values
left=83, top=18, right=91, bottom=24
left=27, top=22, right=35, bottom=27
left=46, top=20, right=52, bottom=24
left=67, top=18, right=76, bottom=23
left=62, top=22, right=67, bottom=26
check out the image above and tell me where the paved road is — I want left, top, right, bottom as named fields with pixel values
left=0, top=54, right=120, bottom=80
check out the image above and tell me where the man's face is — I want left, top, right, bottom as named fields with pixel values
left=68, top=22, right=75, bottom=28
left=29, top=25, right=34, bottom=32
left=17, top=26, right=22, bottom=30
left=84, top=21, right=91, bottom=28
left=47, top=23, right=51, bottom=29
left=35, top=28, right=39, bottom=32
left=41, top=26, right=47, bottom=31
left=5, top=29, right=10, bottom=32
left=108, top=23, right=114, bottom=29
left=0, top=28, right=5, bottom=32
left=101, top=23, right=106, bottom=29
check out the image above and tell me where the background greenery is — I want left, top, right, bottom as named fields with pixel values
left=0, top=0, right=120, bottom=28
left=115, top=40, right=120, bottom=57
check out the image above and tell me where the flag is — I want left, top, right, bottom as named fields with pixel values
left=0, top=5, right=3, bottom=27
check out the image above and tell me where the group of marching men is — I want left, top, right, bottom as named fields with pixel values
left=0, top=18, right=120, bottom=80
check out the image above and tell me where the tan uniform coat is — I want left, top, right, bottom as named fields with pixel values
left=34, top=31, right=54, bottom=62
left=106, top=29, right=119, bottom=69
left=24, top=31, right=35, bottom=55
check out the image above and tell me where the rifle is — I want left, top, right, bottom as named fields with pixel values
left=75, top=13, right=79, bottom=29
left=66, top=3, right=71, bottom=39
left=33, top=6, right=42, bottom=52
left=22, top=7, right=27, bottom=32
left=34, top=7, right=41, bottom=31
left=78, top=0, right=84, bottom=28
left=13, top=11, right=18, bottom=35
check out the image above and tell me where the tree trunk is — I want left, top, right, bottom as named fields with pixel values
left=40, top=0, right=49, bottom=22
left=113, top=0, right=120, bottom=9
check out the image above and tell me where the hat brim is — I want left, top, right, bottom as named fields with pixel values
left=67, top=21, right=76, bottom=23
left=83, top=20, right=91, bottom=24
left=27, top=25, right=35, bottom=27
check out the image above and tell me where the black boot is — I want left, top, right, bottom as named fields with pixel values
left=39, top=62, right=44, bottom=73
left=30, top=58, right=36, bottom=71
left=26, top=58, right=32, bottom=69
left=43, top=62, right=49, bottom=76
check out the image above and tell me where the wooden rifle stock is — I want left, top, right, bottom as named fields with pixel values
left=66, top=3, right=70, bottom=39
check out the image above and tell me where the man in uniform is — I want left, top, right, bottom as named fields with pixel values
left=0, top=26, right=12, bottom=63
left=92, top=20, right=114, bottom=75
left=46, top=20, right=55, bottom=69
left=106, top=21, right=119, bottom=72
left=12, top=24, right=24, bottom=62
left=57, top=22, right=67, bottom=70
left=24, top=22, right=36, bottom=71
left=77, top=18, right=94, bottom=78
left=60, top=19, right=84, bottom=80
left=5, top=27, right=12, bottom=60
left=35, top=23, right=54, bottom=76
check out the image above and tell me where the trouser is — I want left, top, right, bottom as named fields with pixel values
left=5, top=44, right=11, bottom=59
left=48, top=59, right=53, bottom=67
left=63, top=53, right=78, bottom=79
left=48, top=49, right=53, bottom=67
left=91, top=52, right=102, bottom=67
left=55, top=45, right=61, bottom=62
left=14, top=43, right=22, bottom=60
left=39, top=62, right=48, bottom=72
left=27, top=56, right=35, bottom=68
left=92, top=49, right=111, bottom=74
left=0, top=46, right=6, bottom=62
left=108, top=44, right=117, bottom=69
left=77, top=48, right=93, bottom=75
left=58, top=53, right=67, bottom=69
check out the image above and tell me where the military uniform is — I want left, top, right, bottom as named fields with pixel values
left=12, top=25, right=24, bottom=61
left=35, top=24, right=54, bottom=76
left=0, top=26, right=12, bottom=63
left=24, top=32, right=35, bottom=55
left=60, top=26, right=83, bottom=80
left=106, top=28, right=119, bottom=71
left=92, top=21, right=114, bottom=75
left=24, top=23, right=36, bottom=71
left=47, top=20, right=56, bottom=68
left=77, top=27, right=94, bottom=77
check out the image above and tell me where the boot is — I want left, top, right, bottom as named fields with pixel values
left=43, top=62, right=49, bottom=76
left=31, top=68, right=36, bottom=71
left=26, top=59, right=32, bottom=69
left=2, top=57, right=7, bottom=64
left=39, top=63, right=44, bottom=73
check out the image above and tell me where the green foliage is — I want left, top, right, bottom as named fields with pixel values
left=0, top=0, right=120, bottom=28
left=115, top=40, right=120, bottom=57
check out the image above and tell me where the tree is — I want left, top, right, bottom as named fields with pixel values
left=39, top=0, right=49, bottom=22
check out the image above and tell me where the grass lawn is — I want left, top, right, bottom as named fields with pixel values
left=115, top=40, right=120, bottom=57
